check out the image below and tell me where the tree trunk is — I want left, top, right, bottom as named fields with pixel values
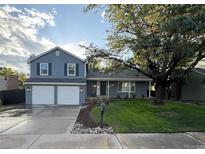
left=154, top=82, right=166, bottom=105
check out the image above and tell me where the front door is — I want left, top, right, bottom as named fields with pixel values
left=100, top=81, right=107, bottom=96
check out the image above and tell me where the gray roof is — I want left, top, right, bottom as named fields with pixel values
left=25, top=78, right=86, bottom=83
left=87, top=69, right=152, bottom=81
left=193, top=68, right=205, bottom=76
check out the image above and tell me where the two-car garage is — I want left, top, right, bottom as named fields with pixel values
left=32, top=85, right=80, bottom=105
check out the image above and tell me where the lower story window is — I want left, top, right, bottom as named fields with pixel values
left=118, top=81, right=135, bottom=92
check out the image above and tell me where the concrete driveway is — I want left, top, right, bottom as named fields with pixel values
left=0, top=105, right=205, bottom=149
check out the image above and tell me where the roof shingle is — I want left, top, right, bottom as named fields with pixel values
left=25, top=78, right=86, bottom=83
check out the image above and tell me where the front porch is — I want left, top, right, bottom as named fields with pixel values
left=87, top=80, right=151, bottom=99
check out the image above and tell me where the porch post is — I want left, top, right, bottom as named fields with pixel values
left=97, top=81, right=100, bottom=96
left=148, top=81, right=151, bottom=98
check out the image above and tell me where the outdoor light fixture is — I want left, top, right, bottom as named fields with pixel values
left=93, top=85, right=96, bottom=88
left=26, top=87, right=30, bottom=92
left=80, top=88, right=83, bottom=92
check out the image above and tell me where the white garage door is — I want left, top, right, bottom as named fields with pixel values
left=32, top=86, right=54, bottom=104
left=57, top=86, right=79, bottom=105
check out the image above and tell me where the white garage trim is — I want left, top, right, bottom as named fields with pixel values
left=57, top=86, right=80, bottom=105
left=24, top=82, right=86, bottom=85
left=32, top=86, right=54, bottom=104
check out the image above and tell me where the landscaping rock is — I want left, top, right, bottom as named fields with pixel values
left=71, top=122, right=114, bottom=134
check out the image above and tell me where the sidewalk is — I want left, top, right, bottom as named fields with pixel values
left=1, top=106, right=205, bottom=149
left=1, top=132, right=205, bottom=149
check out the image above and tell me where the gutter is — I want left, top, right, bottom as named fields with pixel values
left=24, top=82, right=87, bottom=86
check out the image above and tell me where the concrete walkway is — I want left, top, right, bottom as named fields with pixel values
left=0, top=106, right=205, bottom=149
left=1, top=132, right=205, bottom=149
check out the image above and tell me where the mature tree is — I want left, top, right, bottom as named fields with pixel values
left=82, top=4, right=205, bottom=104
left=87, top=56, right=102, bottom=71
left=0, top=67, right=27, bottom=87
left=18, top=73, right=27, bottom=87
left=0, top=67, right=16, bottom=77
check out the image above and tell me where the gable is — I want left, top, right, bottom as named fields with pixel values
left=29, top=47, right=86, bottom=78
left=27, top=46, right=85, bottom=63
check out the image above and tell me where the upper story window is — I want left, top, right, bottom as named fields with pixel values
left=118, top=81, right=135, bottom=93
left=67, top=63, right=76, bottom=76
left=40, top=63, right=48, bottom=75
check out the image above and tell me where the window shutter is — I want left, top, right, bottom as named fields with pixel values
left=64, top=63, right=67, bottom=76
left=86, top=64, right=88, bottom=72
left=76, top=63, right=79, bottom=76
left=49, top=63, right=52, bottom=75
left=37, top=63, right=40, bottom=76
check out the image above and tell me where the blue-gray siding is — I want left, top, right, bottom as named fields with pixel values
left=181, top=71, right=205, bottom=102
left=25, top=85, right=32, bottom=105
left=79, top=85, right=86, bottom=105
left=26, top=48, right=86, bottom=105
left=26, top=48, right=151, bottom=105
left=30, top=49, right=85, bottom=78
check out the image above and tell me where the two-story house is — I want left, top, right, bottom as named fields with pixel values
left=24, top=47, right=86, bottom=105
left=24, top=46, right=152, bottom=105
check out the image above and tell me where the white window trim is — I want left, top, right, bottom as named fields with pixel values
left=118, top=81, right=136, bottom=93
left=40, top=63, right=48, bottom=76
left=67, top=63, right=76, bottom=76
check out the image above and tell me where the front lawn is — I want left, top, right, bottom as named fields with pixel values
left=91, top=99, right=205, bottom=133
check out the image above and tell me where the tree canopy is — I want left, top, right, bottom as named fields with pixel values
left=83, top=4, right=205, bottom=104
left=0, top=67, right=27, bottom=87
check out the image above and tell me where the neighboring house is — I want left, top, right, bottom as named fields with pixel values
left=0, top=75, right=19, bottom=91
left=180, top=68, right=205, bottom=102
left=24, top=46, right=152, bottom=105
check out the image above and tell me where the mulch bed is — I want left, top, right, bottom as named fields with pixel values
left=76, top=102, right=98, bottom=128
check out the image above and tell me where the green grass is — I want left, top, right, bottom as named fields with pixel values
left=91, top=99, right=205, bottom=133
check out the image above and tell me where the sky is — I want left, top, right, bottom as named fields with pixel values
left=0, top=4, right=204, bottom=74
left=0, top=4, right=109, bottom=73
